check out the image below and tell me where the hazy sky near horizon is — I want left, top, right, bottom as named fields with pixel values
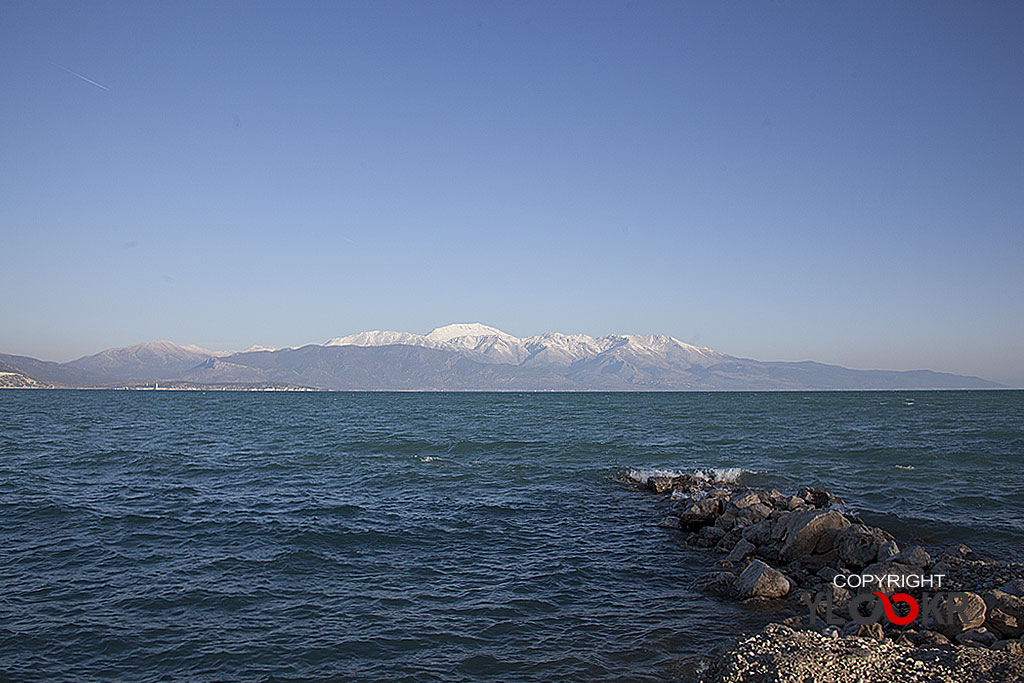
left=2, top=2, right=1023, bottom=385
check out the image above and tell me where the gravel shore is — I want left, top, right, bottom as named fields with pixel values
left=706, top=622, right=1024, bottom=683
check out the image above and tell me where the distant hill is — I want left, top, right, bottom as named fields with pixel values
left=0, top=359, right=44, bottom=388
left=0, top=353, right=103, bottom=387
left=0, top=324, right=1004, bottom=391
left=64, top=340, right=222, bottom=383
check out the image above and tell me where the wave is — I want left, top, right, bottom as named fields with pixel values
left=693, top=467, right=752, bottom=483
left=624, top=466, right=755, bottom=485
left=623, top=468, right=688, bottom=485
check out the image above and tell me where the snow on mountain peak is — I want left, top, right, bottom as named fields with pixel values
left=239, top=344, right=277, bottom=354
left=321, top=323, right=722, bottom=368
left=614, top=334, right=721, bottom=357
left=326, top=330, right=436, bottom=348
left=425, top=323, right=514, bottom=343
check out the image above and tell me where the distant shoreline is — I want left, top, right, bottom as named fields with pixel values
left=2, top=386, right=1021, bottom=393
left=1, top=327, right=1006, bottom=391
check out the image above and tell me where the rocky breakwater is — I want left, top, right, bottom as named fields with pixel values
left=623, top=471, right=1024, bottom=682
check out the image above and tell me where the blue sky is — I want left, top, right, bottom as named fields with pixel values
left=2, top=1, right=1022, bottom=385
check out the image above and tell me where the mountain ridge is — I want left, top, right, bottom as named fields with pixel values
left=0, top=323, right=1005, bottom=391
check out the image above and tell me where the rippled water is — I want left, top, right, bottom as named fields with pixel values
left=1, top=390, right=1022, bottom=681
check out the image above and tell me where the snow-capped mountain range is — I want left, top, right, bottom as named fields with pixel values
left=0, top=323, right=1003, bottom=390
left=326, top=323, right=724, bottom=368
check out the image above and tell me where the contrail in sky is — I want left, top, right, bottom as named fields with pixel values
left=51, top=62, right=109, bottom=91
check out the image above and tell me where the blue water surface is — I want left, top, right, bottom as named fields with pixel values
left=1, top=391, right=1022, bottom=681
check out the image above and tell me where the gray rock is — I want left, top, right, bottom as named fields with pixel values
left=917, top=629, right=952, bottom=646
left=729, top=490, right=762, bottom=510
left=727, top=504, right=770, bottom=530
left=798, top=547, right=842, bottom=572
left=701, top=570, right=736, bottom=597
left=747, top=502, right=772, bottom=522
left=942, top=543, right=974, bottom=560
left=982, top=589, right=1024, bottom=638
left=798, top=486, right=834, bottom=508
left=876, top=540, right=900, bottom=562
left=741, top=519, right=773, bottom=546
left=699, top=525, right=727, bottom=544
left=937, top=592, right=987, bottom=638
left=767, top=489, right=789, bottom=509
left=647, top=476, right=678, bottom=494
left=770, top=514, right=791, bottom=542
left=890, top=545, right=931, bottom=567
left=670, top=494, right=696, bottom=508
left=1000, top=578, right=1024, bottom=597
left=733, top=559, right=791, bottom=599
left=716, top=527, right=743, bottom=552
left=830, top=584, right=852, bottom=609
left=715, top=505, right=739, bottom=527
left=957, top=627, right=997, bottom=647
left=658, top=516, right=682, bottom=529
left=754, top=544, right=781, bottom=564
left=780, top=509, right=851, bottom=562
left=726, top=538, right=756, bottom=563
left=666, top=474, right=703, bottom=495
left=835, top=525, right=890, bottom=569
left=816, top=566, right=840, bottom=581
left=680, top=497, right=720, bottom=526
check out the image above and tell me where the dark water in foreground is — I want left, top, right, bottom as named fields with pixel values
left=1, top=391, right=1022, bottom=681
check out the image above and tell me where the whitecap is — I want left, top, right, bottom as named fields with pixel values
left=625, top=466, right=756, bottom=485
left=693, top=467, right=753, bottom=483
left=624, top=467, right=689, bottom=485
left=895, top=464, right=916, bottom=470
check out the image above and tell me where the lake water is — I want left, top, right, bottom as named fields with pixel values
left=1, top=390, right=1021, bottom=681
